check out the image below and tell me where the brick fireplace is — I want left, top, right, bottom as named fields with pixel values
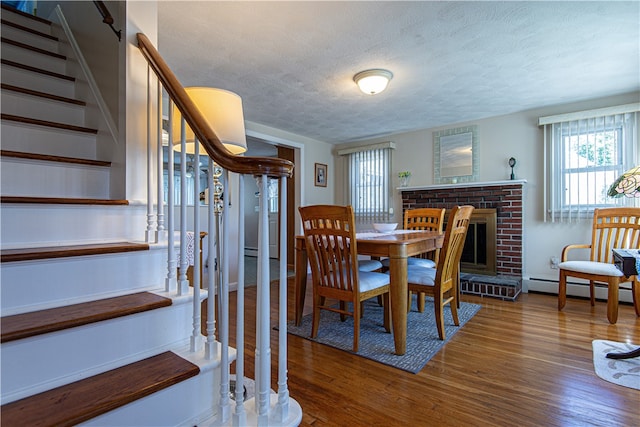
left=400, top=180, right=526, bottom=299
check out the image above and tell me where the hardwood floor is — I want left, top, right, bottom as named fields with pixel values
left=229, top=279, right=639, bottom=427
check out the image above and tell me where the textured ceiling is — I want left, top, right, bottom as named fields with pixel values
left=158, top=1, right=640, bottom=144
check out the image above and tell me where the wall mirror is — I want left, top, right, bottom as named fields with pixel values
left=433, top=125, right=478, bottom=184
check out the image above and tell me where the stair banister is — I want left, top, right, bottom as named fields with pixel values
left=136, top=32, right=300, bottom=426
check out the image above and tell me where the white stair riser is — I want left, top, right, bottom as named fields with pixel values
left=1, top=63, right=76, bottom=98
left=0, top=204, right=148, bottom=248
left=1, top=11, right=54, bottom=35
left=83, top=360, right=220, bottom=427
left=1, top=121, right=97, bottom=158
left=1, top=90, right=85, bottom=125
left=1, top=158, right=109, bottom=198
left=1, top=295, right=203, bottom=403
left=1, top=41, right=67, bottom=74
left=1, top=248, right=167, bottom=314
left=1, top=25, right=60, bottom=52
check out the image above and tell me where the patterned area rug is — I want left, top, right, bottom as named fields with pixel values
left=592, top=340, right=640, bottom=390
left=287, top=296, right=481, bottom=373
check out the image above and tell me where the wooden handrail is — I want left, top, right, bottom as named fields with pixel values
left=93, top=1, right=121, bottom=41
left=136, top=33, right=294, bottom=178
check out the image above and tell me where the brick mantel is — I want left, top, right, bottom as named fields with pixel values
left=400, top=180, right=526, bottom=278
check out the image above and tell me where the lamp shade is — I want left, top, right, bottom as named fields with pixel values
left=172, top=87, right=247, bottom=154
left=607, top=165, right=640, bottom=198
left=353, top=69, right=393, bottom=95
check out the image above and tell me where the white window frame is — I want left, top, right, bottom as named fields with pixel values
left=540, top=104, right=639, bottom=222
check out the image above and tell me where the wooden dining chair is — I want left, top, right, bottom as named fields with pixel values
left=405, top=205, right=474, bottom=340
left=382, top=208, right=446, bottom=312
left=558, top=207, right=640, bottom=324
left=299, top=205, right=391, bottom=352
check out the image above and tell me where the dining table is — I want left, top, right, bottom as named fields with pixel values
left=294, top=229, right=445, bottom=355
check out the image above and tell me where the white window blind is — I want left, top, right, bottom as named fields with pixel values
left=540, top=104, right=639, bottom=222
left=338, top=142, right=394, bottom=223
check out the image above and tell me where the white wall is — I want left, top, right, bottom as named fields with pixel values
left=335, top=92, right=640, bottom=296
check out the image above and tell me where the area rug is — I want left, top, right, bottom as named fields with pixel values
left=287, top=297, right=481, bottom=373
left=592, top=340, right=640, bottom=390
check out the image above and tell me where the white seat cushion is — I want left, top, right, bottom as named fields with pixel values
left=381, top=257, right=436, bottom=269
left=357, top=271, right=390, bottom=292
left=405, top=266, right=437, bottom=286
left=358, top=259, right=383, bottom=272
left=559, top=261, right=624, bottom=277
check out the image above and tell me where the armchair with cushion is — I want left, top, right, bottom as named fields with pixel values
left=558, top=207, right=640, bottom=324
left=299, top=204, right=391, bottom=352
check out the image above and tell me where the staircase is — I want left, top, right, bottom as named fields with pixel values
left=0, top=5, right=225, bottom=425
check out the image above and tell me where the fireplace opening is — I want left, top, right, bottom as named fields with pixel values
left=449, top=208, right=496, bottom=276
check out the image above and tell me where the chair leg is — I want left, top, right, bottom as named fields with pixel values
left=311, top=295, right=321, bottom=338
left=606, top=279, right=619, bottom=324
left=589, top=280, right=596, bottom=306
left=558, top=269, right=568, bottom=311
left=340, top=301, right=347, bottom=322
left=382, top=293, right=391, bottom=333
left=417, top=292, right=426, bottom=313
left=353, top=300, right=360, bottom=352
left=433, top=293, right=445, bottom=340
left=633, top=278, right=640, bottom=317
left=450, top=291, right=459, bottom=326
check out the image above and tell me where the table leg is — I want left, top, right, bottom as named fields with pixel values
left=389, top=253, right=408, bottom=355
left=294, top=238, right=308, bottom=326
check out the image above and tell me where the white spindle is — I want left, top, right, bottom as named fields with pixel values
left=156, top=80, right=165, bottom=240
left=233, top=173, right=247, bottom=426
left=145, top=66, right=157, bottom=242
left=178, top=119, right=189, bottom=295
left=165, top=102, right=176, bottom=292
left=205, top=159, right=217, bottom=359
left=191, top=139, right=202, bottom=352
left=275, top=177, right=290, bottom=421
left=256, top=175, right=271, bottom=424
left=218, top=169, right=231, bottom=423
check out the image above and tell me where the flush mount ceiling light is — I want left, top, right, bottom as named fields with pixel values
left=353, top=69, right=393, bottom=95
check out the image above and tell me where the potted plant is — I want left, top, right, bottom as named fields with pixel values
left=398, top=171, right=411, bottom=187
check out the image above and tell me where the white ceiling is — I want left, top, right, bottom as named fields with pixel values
left=158, top=1, right=640, bottom=145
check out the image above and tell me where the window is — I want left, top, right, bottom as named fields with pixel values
left=540, top=105, right=639, bottom=222
left=338, top=142, right=395, bottom=223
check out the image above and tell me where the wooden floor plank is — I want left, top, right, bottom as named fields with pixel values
left=0, top=241, right=148, bottom=263
left=0, top=351, right=199, bottom=427
left=230, top=277, right=640, bottom=427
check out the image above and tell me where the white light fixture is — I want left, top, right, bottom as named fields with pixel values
left=172, top=87, right=248, bottom=154
left=353, top=69, right=393, bottom=95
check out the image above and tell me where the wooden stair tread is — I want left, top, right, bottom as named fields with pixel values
left=1, top=18, right=58, bottom=41
left=0, top=351, right=199, bottom=427
left=0, top=196, right=128, bottom=205
left=1, top=59, right=75, bottom=81
left=1, top=83, right=86, bottom=105
left=1, top=150, right=110, bottom=166
left=0, top=241, right=148, bottom=263
left=1, top=113, right=98, bottom=134
left=1, top=3, right=53, bottom=26
left=1, top=36, right=66, bottom=60
left=1, top=291, right=170, bottom=343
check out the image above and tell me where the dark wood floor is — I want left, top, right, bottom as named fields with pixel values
left=229, top=279, right=639, bottom=427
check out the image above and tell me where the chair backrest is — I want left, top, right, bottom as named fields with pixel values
left=590, top=207, right=640, bottom=263
left=435, top=206, right=474, bottom=290
left=404, top=208, right=446, bottom=232
left=299, top=205, right=360, bottom=295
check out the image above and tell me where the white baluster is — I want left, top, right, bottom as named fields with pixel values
left=205, top=158, right=218, bottom=359
left=233, top=173, right=247, bottom=426
left=156, top=80, right=166, bottom=241
left=191, top=139, right=203, bottom=352
left=178, top=118, right=189, bottom=295
left=256, top=174, right=271, bottom=424
left=165, top=102, right=176, bottom=292
left=275, top=176, right=290, bottom=421
left=145, top=66, right=157, bottom=243
left=218, top=168, right=231, bottom=423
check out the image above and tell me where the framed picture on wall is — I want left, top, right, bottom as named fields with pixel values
left=314, top=163, right=327, bottom=187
